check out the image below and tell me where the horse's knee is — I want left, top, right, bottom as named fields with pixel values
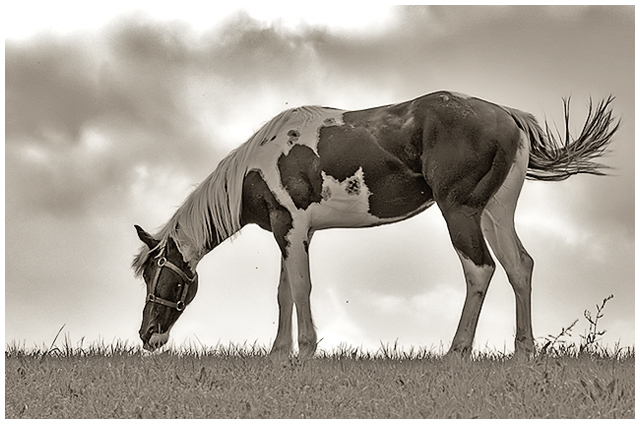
left=522, top=250, right=534, bottom=274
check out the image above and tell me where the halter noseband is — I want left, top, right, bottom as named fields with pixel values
left=146, top=245, right=197, bottom=312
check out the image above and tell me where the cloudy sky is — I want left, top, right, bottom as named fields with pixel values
left=6, top=4, right=634, bottom=353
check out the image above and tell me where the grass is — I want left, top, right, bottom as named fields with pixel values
left=5, top=296, right=635, bottom=419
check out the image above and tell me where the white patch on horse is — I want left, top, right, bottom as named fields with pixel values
left=249, top=108, right=346, bottom=214
left=308, top=168, right=383, bottom=230
left=449, top=247, right=495, bottom=351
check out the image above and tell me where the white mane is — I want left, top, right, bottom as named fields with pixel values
left=133, top=105, right=327, bottom=276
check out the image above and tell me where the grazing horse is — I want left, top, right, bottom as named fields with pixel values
left=132, top=91, right=617, bottom=356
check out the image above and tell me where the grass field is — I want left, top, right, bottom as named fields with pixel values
left=5, top=339, right=634, bottom=419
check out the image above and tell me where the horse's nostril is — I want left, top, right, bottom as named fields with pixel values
left=139, top=324, right=157, bottom=342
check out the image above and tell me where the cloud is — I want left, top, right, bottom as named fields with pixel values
left=6, top=24, right=206, bottom=216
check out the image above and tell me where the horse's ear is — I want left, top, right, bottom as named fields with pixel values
left=135, top=225, right=159, bottom=250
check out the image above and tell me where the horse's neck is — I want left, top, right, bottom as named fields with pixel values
left=170, top=229, right=206, bottom=272
left=173, top=224, right=232, bottom=272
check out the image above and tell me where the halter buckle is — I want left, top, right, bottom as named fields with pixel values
left=175, top=301, right=185, bottom=312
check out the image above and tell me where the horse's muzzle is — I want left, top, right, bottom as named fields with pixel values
left=140, top=324, right=169, bottom=351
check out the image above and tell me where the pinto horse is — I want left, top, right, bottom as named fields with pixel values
left=132, top=91, right=617, bottom=356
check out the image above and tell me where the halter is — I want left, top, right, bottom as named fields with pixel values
left=146, top=244, right=197, bottom=312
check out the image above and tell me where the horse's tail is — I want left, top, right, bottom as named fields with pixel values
left=505, top=96, right=619, bottom=181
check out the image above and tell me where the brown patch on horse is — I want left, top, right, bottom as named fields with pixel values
left=422, top=93, right=520, bottom=210
left=260, top=135, right=277, bottom=146
left=344, top=176, right=361, bottom=195
left=317, top=102, right=433, bottom=219
left=241, top=170, right=293, bottom=255
left=277, top=145, right=323, bottom=210
left=287, top=129, right=300, bottom=145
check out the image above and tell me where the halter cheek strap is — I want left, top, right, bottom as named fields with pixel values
left=146, top=253, right=197, bottom=312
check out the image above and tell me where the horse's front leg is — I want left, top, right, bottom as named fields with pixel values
left=268, top=208, right=316, bottom=359
left=283, top=226, right=317, bottom=358
left=270, top=257, right=294, bottom=359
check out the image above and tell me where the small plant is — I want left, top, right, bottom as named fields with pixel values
left=580, top=294, right=614, bottom=355
left=540, top=318, right=579, bottom=355
left=538, top=294, right=617, bottom=357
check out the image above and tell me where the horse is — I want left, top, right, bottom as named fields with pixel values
left=132, top=91, right=618, bottom=357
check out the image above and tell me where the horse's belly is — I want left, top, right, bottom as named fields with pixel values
left=307, top=167, right=433, bottom=230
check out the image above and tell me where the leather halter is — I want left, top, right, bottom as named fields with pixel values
left=146, top=245, right=197, bottom=312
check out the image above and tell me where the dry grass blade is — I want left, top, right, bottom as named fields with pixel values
left=40, top=323, right=66, bottom=362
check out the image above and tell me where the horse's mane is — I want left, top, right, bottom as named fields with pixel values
left=132, top=105, right=327, bottom=277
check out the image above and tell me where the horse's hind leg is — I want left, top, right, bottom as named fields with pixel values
left=440, top=205, right=496, bottom=355
left=481, top=134, right=535, bottom=356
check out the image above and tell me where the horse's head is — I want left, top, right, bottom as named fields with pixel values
left=134, top=225, right=198, bottom=351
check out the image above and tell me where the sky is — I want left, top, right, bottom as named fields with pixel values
left=5, top=4, right=635, bottom=354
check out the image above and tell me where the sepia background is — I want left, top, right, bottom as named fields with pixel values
left=5, top=4, right=634, bottom=352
